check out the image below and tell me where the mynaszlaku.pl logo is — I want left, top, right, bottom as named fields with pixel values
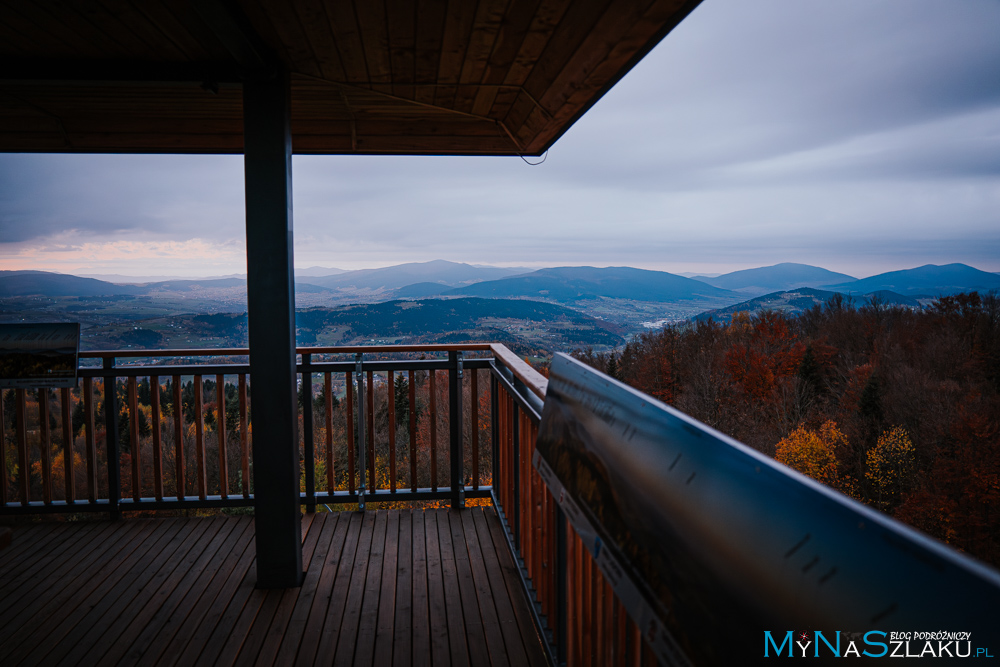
left=764, top=631, right=994, bottom=658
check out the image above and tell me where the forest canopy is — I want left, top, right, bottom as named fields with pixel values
left=572, top=292, right=1000, bottom=568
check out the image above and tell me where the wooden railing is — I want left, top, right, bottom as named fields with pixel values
left=0, top=344, right=502, bottom=514
left=0, top=341, right=656, bottom=665
left=488, top=347, right=656, bottom=667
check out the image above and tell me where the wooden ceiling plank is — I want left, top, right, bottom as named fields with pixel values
left=354, top=0, right=392, bottom=85
left=0, top=8, right=46, bottom=57
left=133, top=0, right=215, bottom=62
left=289, top=0, right=347, bottom=81
left=501, top=0, right=572, bottom=87
left=385, top=0, right=416, bottom=100
left=479, top=0, right=538, bottom=86
left=161, top=0, right=242, bottom=63
left=531, top=0, right=692, bottom=153
left=324, top=2, right=368, bottom=84
left=58, top=0, right=162, bottom=60
left=413, top=0, right=448, bottom=105
left=353, top=134, right=513, bottom=154
left=250, top=0, right=322, bottom=77
left=454, top=0, right=509, bottom=115
left=483, top=85, right=520, bottom=120
left=95, top=0, right=187, bottom=61
left=435, top=0, right=478, bottom=109
left=0, top=1, right=104, bottom=58
left=536, top=0, right=651, bottom=112
left=519, top=0, right=612, bottom=110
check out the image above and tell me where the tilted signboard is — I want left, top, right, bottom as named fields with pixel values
left=0, top=323, right=80, bottom=388
left=534, top=353, right=1000, bottom=665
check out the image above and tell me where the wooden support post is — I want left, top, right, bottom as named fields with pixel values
left=244, top=66, right=302, bottom=588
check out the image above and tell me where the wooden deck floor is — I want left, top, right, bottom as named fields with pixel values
left=0, top=508, right=548, bottom=667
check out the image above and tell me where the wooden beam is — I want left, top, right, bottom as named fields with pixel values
left=243, top=66, right=303, bottom=589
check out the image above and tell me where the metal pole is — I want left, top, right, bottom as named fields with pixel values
left=244, top=66, right=302, bottom=588
left=356, top=353, right=365, bottom=510
left=103, top=356, right=121, bottom=521
left=449, top=350, right=465, bottom=509
left=302, top=353, right=315, bottom=513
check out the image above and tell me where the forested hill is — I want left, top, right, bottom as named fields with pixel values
left=573, top=291, right=1000, bottom=568
left=445, top=266, right=736, bottom=302
left=693, top=288, right=921, bottom=323
left=295, top=297, right=624, bottom=349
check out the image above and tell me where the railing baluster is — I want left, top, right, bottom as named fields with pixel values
left=16, top=389, right=29, bottom=505
left=0, top=389, right=7, bottom=506
left=83, top=377, right=96, bottom=503
left=408, top=370, right=416, bottom=491
left=127, top=377, right=140, bottom=501
left=346, top=370, right=355, bottom=495
left=366, top=369, right=374, bottom=494
left=429, top=369, right=437, bottom=491
left=448, top=350, right=463, bottom=508
left=194, top=374, right=206, bottom=500
left=355, top=355, right=365, bottom=508
left=216, top=373, right=228, bottom=499
left=239, top=373, right=249, bottom=498
left=38, top=388, right=52, bottom=504
left=60, top=387, right=74, bottom=503
left=103, top=359, right=121, bottom=520
left=387, top=370, right=396, bottom=493
left=151, top=376, right=163, bottom=501
left=471, top=367, right=479, bottom=490
left=173, top=375, right=184, bottom=500
left=325, top=372, right=334, bottom=494
left=301, top=356, right=314, bottom=512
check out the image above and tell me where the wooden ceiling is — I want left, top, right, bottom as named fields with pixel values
left=0, top=0, right=701, bottom=156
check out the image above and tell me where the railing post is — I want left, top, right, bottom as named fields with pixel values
left=556, top=505, right=568, bottom=666
left=449, top=350, right=465, bottom=509
left=490, top=373, right=499, bottom=493
left=302, top=353, right=315, bottom=513
left=355, top=353, right=365, bottom=510
left=103, top=356, right=121, bottom=520
left=512, top=402, right=520, bottom=549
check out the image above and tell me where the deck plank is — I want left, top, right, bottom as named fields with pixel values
left=484, top=506, right=550, bottom=667
left=437, top=509, right=470, bottom=666
left=463, top=508, right=513, bottom=667
left=250, top=514, right=327, bottom=667
left=311, top=511, right=365, bottom=666
left=331, top=511, right=377, bottom=667
left=392, top=509, right=414, bottom=667
left=471, top=506, right=532, bottom=667
left=410, top=508, right=432, bottom=667
left=275, top=512, right=342, bottom=665
left=0, top=520, right=165, bottom=663
left=295, top=511, right=354, bottom=666
left=136, top=517, right=257, bottom=667
left=0, top=509, right=548, bottom=667
left=100, top=518, right=241, bottom=666
left=450, top=509, right=493, bottom=667
left=72, top=518, right=220, bottom=665
left=373, top=510, right=400, bottom=667
left=424, top=509, right=452, bottom=667
left=352, top=510, right=389, bottom=667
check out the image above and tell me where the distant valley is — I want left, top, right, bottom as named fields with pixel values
left=2, top=260, right=997, bottom=353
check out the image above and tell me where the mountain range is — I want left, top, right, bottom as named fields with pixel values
left=692, top=263, right=856, bottom=295
left=3, top=262, right=997, bottom=309
left=441, top=266, right=734, bottom=302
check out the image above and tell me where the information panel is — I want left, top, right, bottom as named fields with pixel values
left=0, top=323, right=80, bottom=388
left=534, top=353, right=1000, bottom=665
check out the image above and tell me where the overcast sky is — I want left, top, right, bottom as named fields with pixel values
left=1, top=0, right=999, bottom=279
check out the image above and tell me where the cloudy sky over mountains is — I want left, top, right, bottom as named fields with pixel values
left=1, top=0, right=998, bottom=277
